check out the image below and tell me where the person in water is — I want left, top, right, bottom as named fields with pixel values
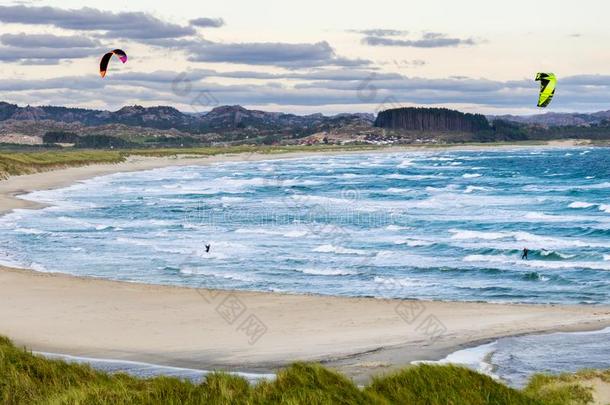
left=205, top=244, right=211, bottom=253
left=522, top=247, right=529, bottom=260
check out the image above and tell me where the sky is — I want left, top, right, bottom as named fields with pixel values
left=1, top=0, right=610, bottom=115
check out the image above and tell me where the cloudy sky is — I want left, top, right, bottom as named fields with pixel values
left=1, top=0, right=609, bottom=115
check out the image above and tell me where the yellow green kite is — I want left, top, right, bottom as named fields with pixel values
left=535, top=73, right=556, bottom=108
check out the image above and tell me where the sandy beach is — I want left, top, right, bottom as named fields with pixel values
left=1, top=141, right=609, bottom=383
left=2, top=265, right=609, bottom=382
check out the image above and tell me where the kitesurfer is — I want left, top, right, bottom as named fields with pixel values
left=205, top=244, right=211, bottom=253
left=100, top=49, right=127, bottom=78
left=521, top=247, right=529, bottom=260
left=535, top=73, right=556, bottom=107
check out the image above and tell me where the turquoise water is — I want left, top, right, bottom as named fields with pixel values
left=2, top=147, right=610, bottom=304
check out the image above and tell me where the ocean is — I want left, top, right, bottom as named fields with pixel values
left=1, top=147, right=610, bottom=304
left=431, top=326, right=610, bottom=388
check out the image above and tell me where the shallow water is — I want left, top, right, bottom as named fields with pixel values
left=2, top=147, right=610, bottom=304
left=36, top=352, right=274, bottom=384
left=433, top=327, right=610, bottom=388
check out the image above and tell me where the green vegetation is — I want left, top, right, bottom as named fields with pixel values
left=1, top=336, right=607, bottom=404
left=0, top=150, right=125, bottom=179
left=0, top=144, right=380, bottom=179
left=524, top=369, right=610, bottom=405
left=0, top=336, right=527, bottom=405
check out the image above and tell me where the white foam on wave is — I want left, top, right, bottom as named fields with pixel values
left=394, top=239, right=435, bottom=247
left=283, top=230, right=308, bottom=238
left=450, top=229, right=609, bottom=249
left=15, top=227, right=47, bottom=235
left=569, top=201, right=596, bottom=209
left=299, top=268, right=358, bottom=276
left=464, top=186, right=487, bottom=194
left=57, top=216, right=119, bottom=231
left=450, top=229, right=506, bottom=240
left=312, top=244, right=368, bottom=255
left=386, top=225, right=412, bottom=231
left=235, top=228, right=282, bottom=236
left=540, top=250, right=575, bottom=259
left=179, top=267, right=255, bottom=282
left=385, top=173, right=410, bottom=180
left=426, top=156, right=454, bottom=162
left=464, top=254, right=610, bottom=271
left=386, top=188, right=411, bottom=194
left=462, top=173, right=482, bottom=178
left=532, top=182, right=610, bottom=192
left=385, top=173, right=445, bottom=181
left=398, top=159, right=415, bottom=167
left=373, top=276, right=430, bottom=289
left=569, top=201, right=610, bottom=214
left=413, top=341, right=499, bottom=379
left=604, top=255, right=610, bottom=261
left=524, top=212, right=571, bottom=222
left=220, top=196, right=245, bottom=204
left=234, top=228, right=307, bottom=238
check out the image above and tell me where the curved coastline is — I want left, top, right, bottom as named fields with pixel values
left=1, top=141, right=609, bottom=383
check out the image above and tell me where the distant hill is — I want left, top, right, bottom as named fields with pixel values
left=2, top=101, right=610, bottom=147
left=375, top=107, right=490, bottom=133
left=492, top=110, right=610, bottom=127
left=0, top=102, right=373, bottom=137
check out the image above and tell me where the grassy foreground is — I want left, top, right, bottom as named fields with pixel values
left=0, top=336, right=603, bottom=405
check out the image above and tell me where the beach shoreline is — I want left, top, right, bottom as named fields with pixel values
left=0, top=140, right=587, bottom=216
left=1, top=139, right=608, bottom=383
left=1, top=264, right=610, bottom=383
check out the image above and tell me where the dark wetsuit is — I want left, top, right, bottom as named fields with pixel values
left=205, top=244, right=211, bottom=253
left=521, top=248, right=528, bottom=260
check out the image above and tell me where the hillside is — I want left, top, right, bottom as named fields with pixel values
left=2, top=101, right=610, bottom=148
left=375, top=107, right=490, bottom=132
left=493, top=110, right=610, bottom=127
left=0, top=102, right=374, bottom=143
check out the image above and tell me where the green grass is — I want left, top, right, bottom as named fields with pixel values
left=0, top=335, right=578, bottom=405
left=0, top=144, right=384, bottom=180
left=524, top=369, right=610, bottom=405
left=0, top=150, right=126, bottom=179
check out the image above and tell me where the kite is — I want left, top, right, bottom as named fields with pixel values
left=100, top=49, right=127, bottom=78
left=535, top=73, right=556, bottom=108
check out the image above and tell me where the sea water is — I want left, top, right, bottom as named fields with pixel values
left=433, top=326, right=610, bottom=388
left=1, top=147, right=610, bottom=304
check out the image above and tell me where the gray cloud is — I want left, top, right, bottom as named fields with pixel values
left=190, top=17, right=225, bottom=28
left=0, top=5, right=195, bottom=39
left=349, top=29, right=409, bottom=37
left=186, top=40, right=371, bottom=68
left=362, top=32, right=477, bottom=48
left=0, top=46, right=101, bottom=62
left=0, top=33, right=100, bottom=48
left=0, top=5, right=364, bottom=69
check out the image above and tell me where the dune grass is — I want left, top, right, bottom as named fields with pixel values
left=0, top=150, right=126, bottom=179
left=524, top=369, right=610, bottom=405
left=0, top=335, right=572, bottom=405
left=0, top=144, right=381, bottom=180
